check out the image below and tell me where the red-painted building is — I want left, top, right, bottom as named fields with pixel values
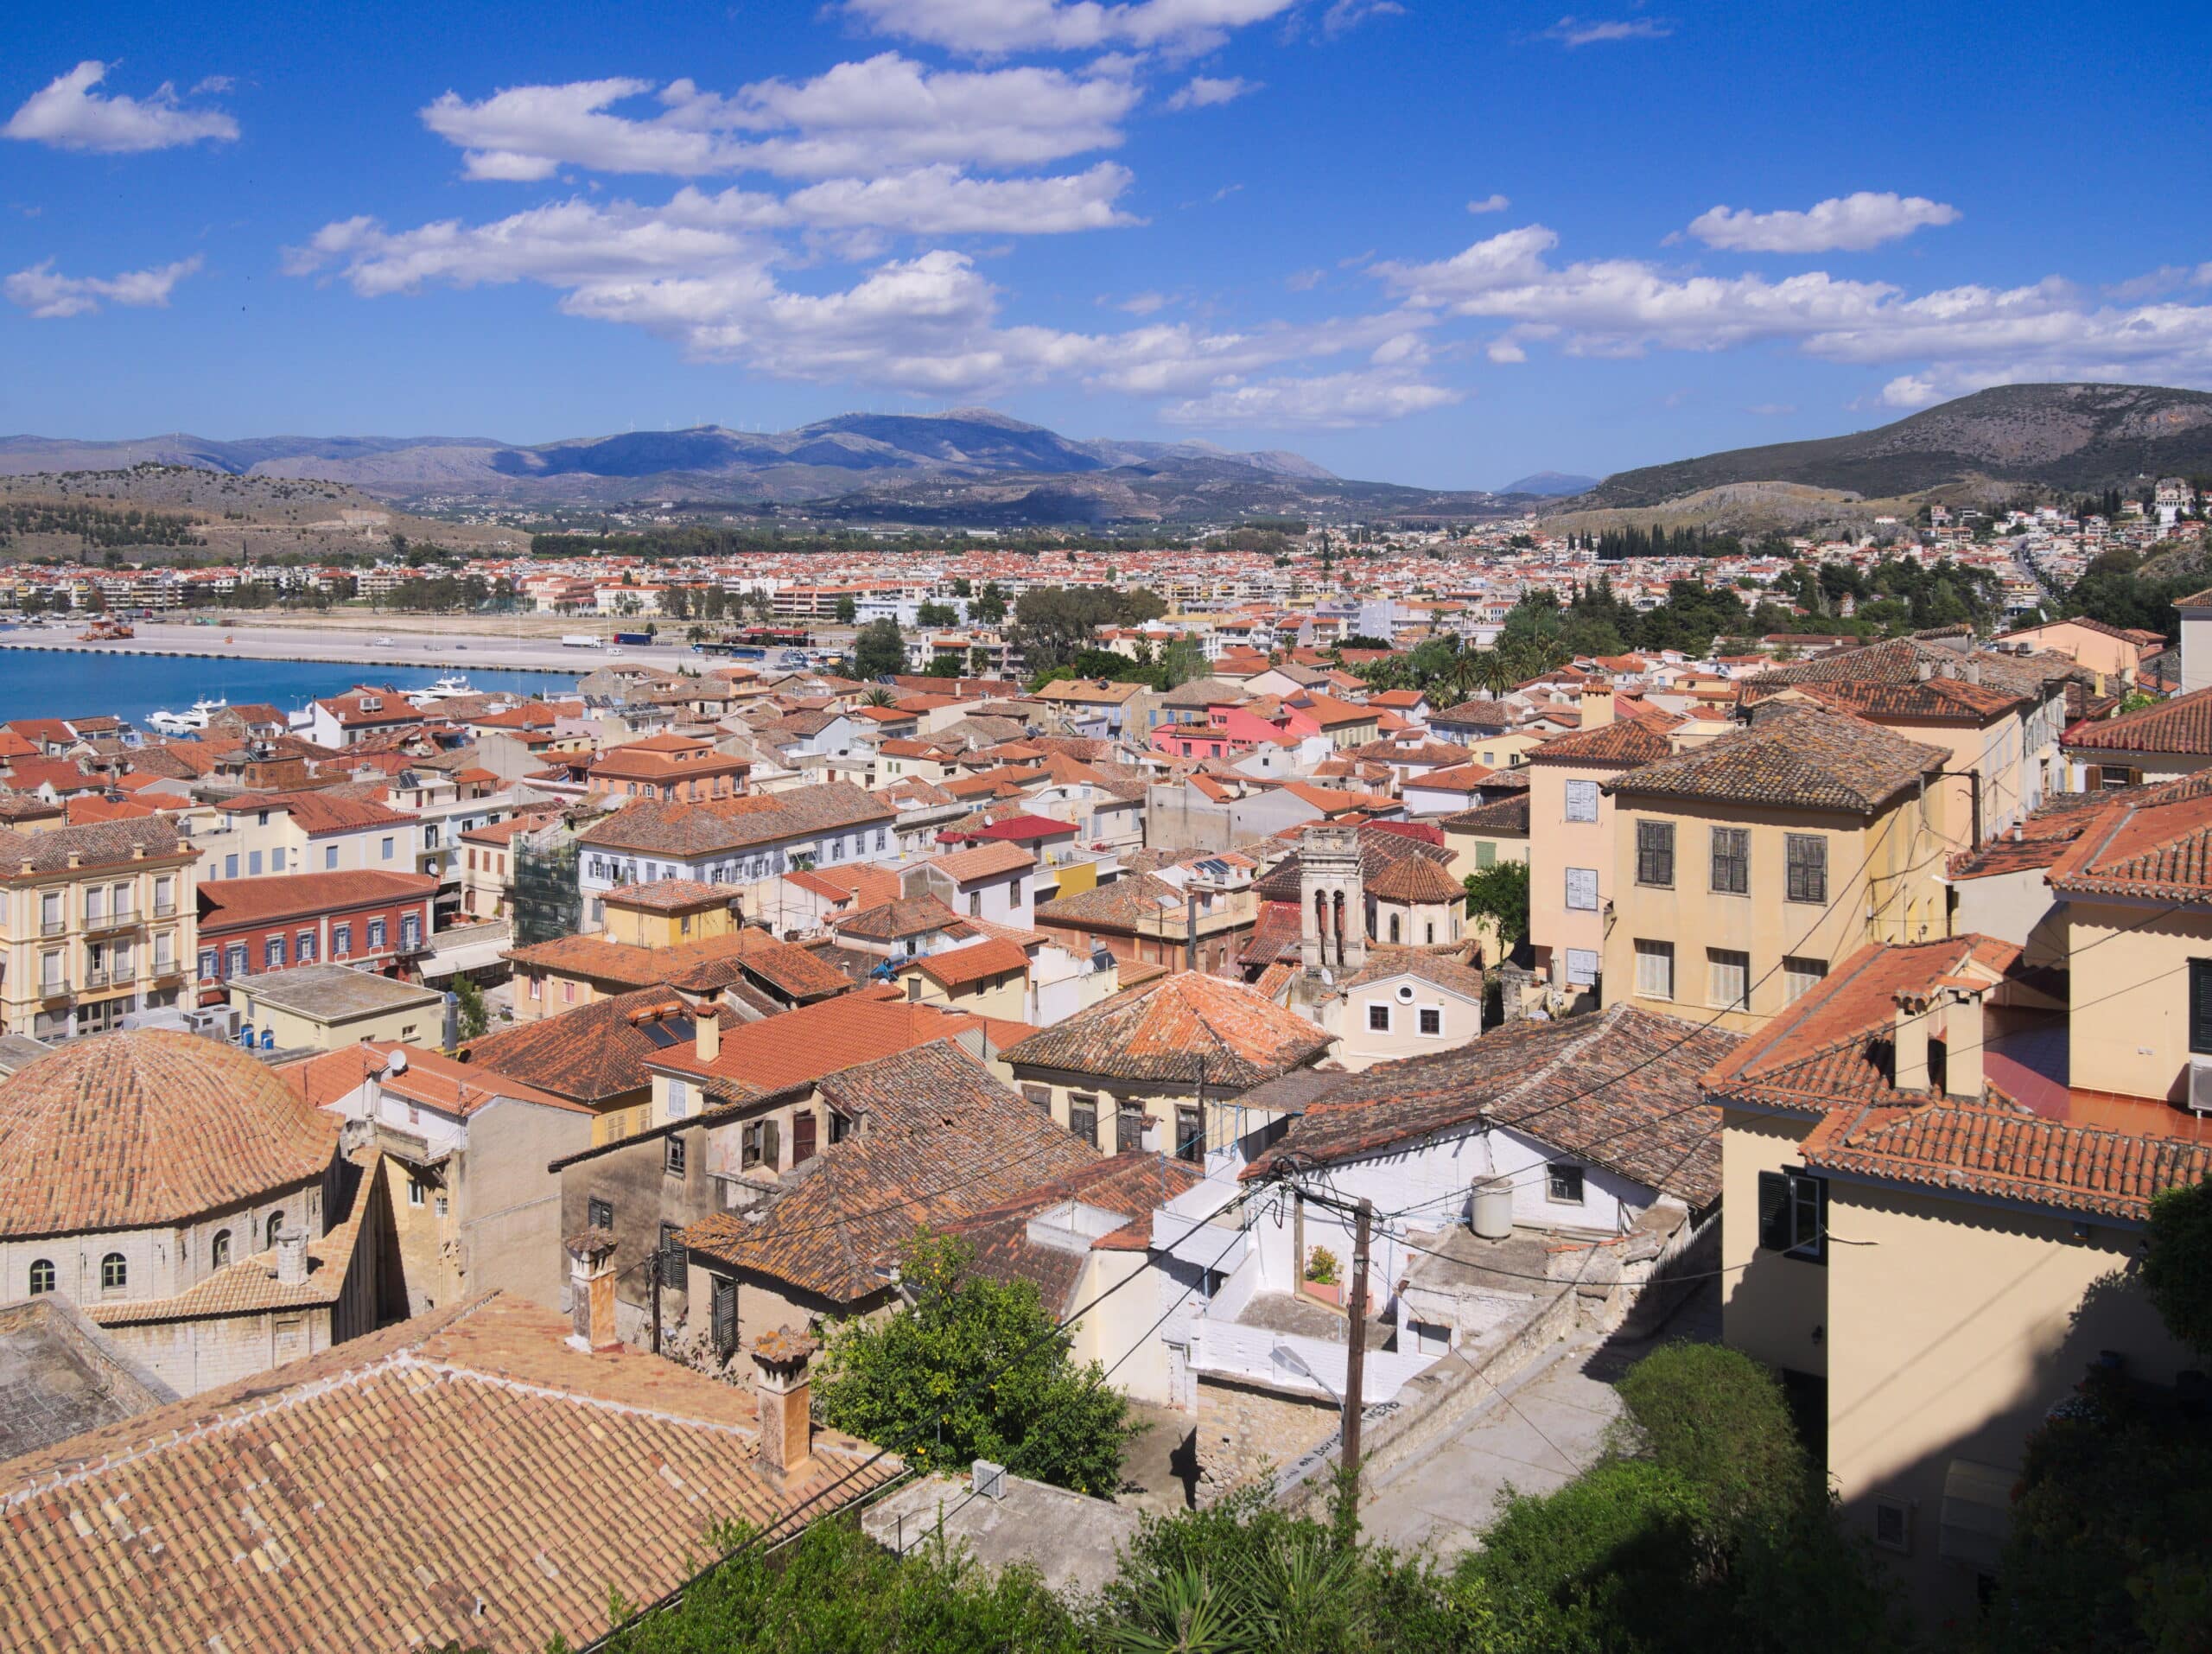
left=197, top=869, right=437, bottom=988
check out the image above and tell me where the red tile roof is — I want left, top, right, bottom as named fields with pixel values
left=652, top=987, right=1032, bottom=1097
left=200, top=869, right=437, bottom=928
left=908, top=937, right=1032, bottom=989
left=1008, top=970, right=1332, bottom=1091
left=2065, top=682, right=2212, bottom=755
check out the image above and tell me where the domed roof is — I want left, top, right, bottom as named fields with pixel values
left=0, top=1031, right=337, bottom=1239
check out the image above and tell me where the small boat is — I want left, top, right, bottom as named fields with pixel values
left=408, top=674, right=474, bottom=706
left=146, top=697, right=228, bottom=737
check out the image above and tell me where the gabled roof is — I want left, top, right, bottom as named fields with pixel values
left=0, top=1294, right=897, bottom=1654
left=906, top=937, right=1032, bottom=989
left=2046, top=772, right=2212, bottom=902
left=2064, top=682, right=2212, bottom=756
left=944, top=1152, right=1208, bottom=1312
left=1524, top=711, right=1680, bottom=767
left=1243, top=1003, right=1740, bottom=1205
left=929, top=840, right=1038, bottom=883
left=680, top=1042, right=1096, bottom=1301
left=577, top=780, right=889, bottom=857
left=835, top=894, right=964, bottom=941
left=1605, top=708, right=1947, bottom=816
left=462, top=988, right=731, bottom=1104
left=1008, top=970, right=1333, bottom=1090
left=651, top=988, right=1032, bottom=1098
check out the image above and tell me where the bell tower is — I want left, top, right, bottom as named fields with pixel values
left=1298, top=824, right=1366, bottom=974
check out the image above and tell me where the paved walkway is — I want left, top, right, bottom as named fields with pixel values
left=1357, top=1282, right=1720, bottom=1558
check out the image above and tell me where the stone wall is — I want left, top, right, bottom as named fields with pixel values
left=1192, top=1371, right=1340, bottom=1506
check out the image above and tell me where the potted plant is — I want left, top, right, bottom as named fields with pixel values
left=1305, top=1244, right=1342, bottom=1306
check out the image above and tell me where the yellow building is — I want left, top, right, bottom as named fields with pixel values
left=1522, top=691, right=1679, bottom=1000
left=892, top=936, right=1033, bottom=1021
left=1705, top=928, right=2206, bottom=1622
left=1600, top=708, right=1955, bottom=1034
left=599, top=877, right=741, bottom=946
left=230, top=964, right=448, bottom=1052
left=0, top=817, right=198, bottom=1039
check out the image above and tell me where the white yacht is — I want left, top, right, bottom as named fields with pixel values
left=144, top=697, right=227, bottom=737
left=408, top=675, right=474, bottom=705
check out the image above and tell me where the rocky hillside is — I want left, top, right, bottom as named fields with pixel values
left=1572, top=384, right=2212, bottom=512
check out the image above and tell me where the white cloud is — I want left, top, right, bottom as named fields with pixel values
left=1322, top=0, right=1405, bottom=35
left=420, top=57, right=1141, bottom=182
left=5, top=255, right=202, bottom=317
left=3, top=61, right=237, bottom=153
left=1686, top=191, right=1960, bottom=253
left=1117, top=289, right=1168, bottom=313
left=1544, top=16, right=1674, bottom=47
left=785, top=162, right=1138, bottom=233
left=1166, top=76, right=1258, bottom=111
left=288, top=190, right=1436, bottom=404
left=841, top=0, right=1296, bottom=55
left=1881, top=375, right=1940, bottom=408
left=1376, top=222, right=2212, bottom=395
left=1162, top=368, right=1460, bottom=428
left=1466, top=193, right=1510, bottom=213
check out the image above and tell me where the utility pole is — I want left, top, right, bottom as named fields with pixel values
left=1342, top=1197, right=1373, bottom=1505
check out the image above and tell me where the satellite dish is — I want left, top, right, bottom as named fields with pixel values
left=388, top=1048, right=409, bottom=1074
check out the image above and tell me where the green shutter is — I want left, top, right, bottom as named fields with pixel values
left=1758, top=1170, right=1791, bottom=1252
left=2191, top=960, right=2212, bottom=1055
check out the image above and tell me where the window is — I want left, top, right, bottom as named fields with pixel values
left=199, top=948, right=218, bottom=980
left=38, top=949, right=63, bottom=991
left=1021, top=1084, right=1052, bottom=1111
left=1709, top=828, right=1749, bottom=894
left=1116, top=1102, right=1144, bottom=1154
left=1419, top=1006, right=1442, bottom=1036
left=665, top=1135, right=687, bottom=1176
left=1783, top=957, right=1828, bottom=1003
left=2190, top=959, right=2212, bottom=1054
left=1635, top=820, right=1675, bottom=887
left=1069, top=1092, right=1099, bottom=1146
left=212, top=1231, right=230, bottom=1268
left=408, top=1178, right=426, bottom=1207
left=333, top=924, right=352, bottom=957
left=666, top=1077, right=689, bottom=1118
left=265, top=936, right=286, bottom=970
left=247, top=851, right=262, bottom=877
left=225, top=853, right=239, bottom=880
left=1634, top=939, right=1675, bottom=1001
left=969, top=891, right=982, bottom=918
left=325, top=845, right=339, bottom=870
left=1757, top=1168, right=1826, bottom=1262
left=710, top=1274, right=738, bottom=1358
left=1367, top=1002, right=1391, bottom=1033
left=83, top=887, right=104, bottom=923
left=39, top=891, right=60, bottom=935
left=1872, top=1498, right=1912, bottom=1555
left=1565, top=948, right=1600, bottom=988
left=1387, top=913, right=1402, bottom=944
left=368, top=918, right=386, bottom=949
left=792, top=1111, right=818, bottom=1163
left=266, top=1212, right=283, bottom=1249
left=1785, top=835, right=1827, bottom=904
left=1707, top=949, right=1751, bottom=1012
left=1563, top=779, right=1599, bottom=822
left=1476, top=841, right=1497, bottom=870
left=659, top=1222, right=686, bottom=1288
left=100, top=1252, right=127, bottom=1292
left=1564, top=867, right=1599, bottom=911
left=296, top=930, right=316, bottom=964
left=400, top=913, right=421, bottom=950
left=741, top=1119, right=780, bottom=1170
left=588, top=1195, right=613, bottom=1230
left=380, top=837, right=395, bottom=861
left=225, top=943, right=247, bottom=978
left=1548, top=1164, right=1585, bottom=1205
left=435, top=1195, right=448, bottom=1219
left=270, top=849, right=286, bottom=874
left=563, top=981, right=576, bottom=1005
left=1176, top=1105, right=1205, bottom=1163
left=155, top=875, right=174, bottom=914
left=28, top=1258, right=54, bottom=1295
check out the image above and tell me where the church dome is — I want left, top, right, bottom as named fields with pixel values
left=0, top=1030, right=337, bottom=1238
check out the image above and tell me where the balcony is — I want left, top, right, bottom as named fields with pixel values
left=82, top=968, right=112, bottom=989
left=81, top=911, right=141, bottom=938
left=39, top=919, right=64, bottom=938
left=152, top=899, right=177, bottom=919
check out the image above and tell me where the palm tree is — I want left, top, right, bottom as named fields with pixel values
left=1472, top=647, right=1516, bottom=700
left=861, top=686, right=896, bottom=707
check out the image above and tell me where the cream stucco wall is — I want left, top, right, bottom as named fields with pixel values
left=1822, top=1180, right=2191, bottom=1617
left=1327, top=977, right=1483, bottom=1071
left=2061, top=899, right=2212, bottom=1101
left=1719, top=1108, right=1827, bottom=1381
left=1603, top=789, right=1951, bottom=1034
left=1525, top=758, right=1620, bottom=991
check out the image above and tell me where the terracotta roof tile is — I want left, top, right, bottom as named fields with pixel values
left=1605, top=708, right=1946, bottom=816
left=1009, top=970, right=1333, bottom=1091
left=909, top=937, right=1032, bottom=989
left=463, top=989, right=730, bottom=1105
left=2065, top=682, right=2212, bottom=755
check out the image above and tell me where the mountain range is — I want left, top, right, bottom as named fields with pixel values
left=0, top=410, right=1518, bottom=526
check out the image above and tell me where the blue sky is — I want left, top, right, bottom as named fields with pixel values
left=4, top=0, right=2209, bottom=488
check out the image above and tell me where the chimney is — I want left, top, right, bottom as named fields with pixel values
left=1916, top=660, right=1935, bottom=682
left=564, top=1225, right=621, bottom=1352
left=1892, top=989, right=1932, bottom=1092
left=273, top=1226, right=308, bottom=1286
left=1943, top=984, right=1987, bottom=1102
left=1580, top=679, right=1615, bottom=729
left=1964, top=658, right=1982, bottom=686
left=696, top=1008, right=721, bottom=1063
left=751, top=1326, right=819, bottom=1476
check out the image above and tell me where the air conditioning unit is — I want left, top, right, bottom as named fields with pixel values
left=2189, top=1055, right=2212, bottom=1114
left=970, top=1459, right=1007, bottom=1501
left=185, top=1005, right=243, bottom=1043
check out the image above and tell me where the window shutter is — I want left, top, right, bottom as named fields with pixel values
left=1758, top=1170, right=1791, bottom=1252
left=710, top=1275, right=737, bottom=1357
left=2191, top=960, right=2212, bottom=1054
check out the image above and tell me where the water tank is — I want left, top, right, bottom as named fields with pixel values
left=1470, top=1175, right=1514, bottom=1240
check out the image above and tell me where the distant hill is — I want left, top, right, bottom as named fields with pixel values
left=1576, top=384, right=2212, bottom=513
left=1500, top=471, right=1599, bottom=497
left=0, top=409, right=1498, bottom=525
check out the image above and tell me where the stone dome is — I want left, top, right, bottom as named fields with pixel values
left=0, top=1030, right=338, bottom=1239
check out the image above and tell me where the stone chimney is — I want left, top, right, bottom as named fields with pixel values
left=696, top=1008, right=721, bottom=1063
left=752, top=1326, right=819, bottom=1476
left=564, top=1225, right=620, bottom=1352
left=1942, top=983, right=1988, bottom=1102
left=1579, top=679, right=1615, bottom=729
left=273, top=1226, right=308, bottom=1286
left=1892, top=989, right=1932, bottom=1092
